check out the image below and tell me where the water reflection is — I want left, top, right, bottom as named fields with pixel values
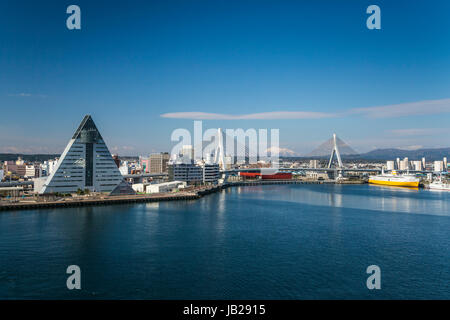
left=240, top=185, right=449, bottom=216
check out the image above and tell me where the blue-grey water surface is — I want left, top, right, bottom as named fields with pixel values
left=0, top=184, right=449, bottom=299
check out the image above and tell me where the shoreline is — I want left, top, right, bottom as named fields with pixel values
left=0, top=179, right=360, bottom=212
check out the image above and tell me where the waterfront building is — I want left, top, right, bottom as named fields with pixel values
left=444, top=157, right=448, bottom=171
left=146, top=181, right=186, bottom=194
left=38, top=115, right=131, bottom=194
left=306, top=171, right=329, bottom=180
left=149, top=152, right=170, bottom=173
left=202, top=164, right=220, bottom=184
left=131, top=183, right=147, bottom=193
left=0, top=169, right=3, bottom=181
left=168, top=163, right=203, bottom=184
left=422, top=157, right=426, bottom=170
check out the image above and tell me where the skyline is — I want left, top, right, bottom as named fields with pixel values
left=1, top=0, right=449, bottom=155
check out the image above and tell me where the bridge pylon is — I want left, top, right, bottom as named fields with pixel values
left=214, top=128, right=225, bottom=169
left=327, top=133, right=343, bottom=169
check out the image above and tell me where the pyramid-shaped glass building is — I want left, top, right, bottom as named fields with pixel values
left=39, top=115, right=128, bottom=194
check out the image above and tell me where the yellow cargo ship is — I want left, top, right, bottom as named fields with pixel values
left=369, top=171, right=420, bottom=188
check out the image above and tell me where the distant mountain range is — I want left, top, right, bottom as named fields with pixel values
left=0, top=153, right=60, bottom=162
left=350, top=147, right=450, bottom=161
left=284, top=147, right=450, bottom=161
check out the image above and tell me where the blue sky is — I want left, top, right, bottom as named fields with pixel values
left=1, top=0, right=449, bottom=155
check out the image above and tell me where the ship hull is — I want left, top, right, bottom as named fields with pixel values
left=369, top=179, right=419, bottom=188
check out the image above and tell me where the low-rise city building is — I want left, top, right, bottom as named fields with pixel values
left=131, top=183, right=146, bottom=193
left=168, top=163, right=203, bottom=184
left=148, top=152, right=170, bottom=173
left=146, top=181, right=186, bottom=194
left=202, top=164, right=220, bottom=184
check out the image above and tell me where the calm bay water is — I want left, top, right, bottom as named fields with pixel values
left=0, top=184, right=449, bottom=299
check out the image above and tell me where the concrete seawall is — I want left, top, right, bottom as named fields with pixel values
left=0, top=179, right=363, bottom=212
left=0, top=193, right=200, bottom=212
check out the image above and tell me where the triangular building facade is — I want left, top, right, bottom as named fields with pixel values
left=39, top=115, right=128, bottom=194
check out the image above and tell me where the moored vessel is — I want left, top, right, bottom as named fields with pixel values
left=369, top=170, right=419, bottom=188
left=428, top=178, right=450, bottom=191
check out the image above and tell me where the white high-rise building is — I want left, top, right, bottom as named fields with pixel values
left=434, top=161, right=444, bottom=172
left=412, top=161, right=422, bottom=171
left=38, top=115, right=132, bottom=194
left=444, top=157, right=448, bottom=171
left=386, top=161, right=395, bottom=171
left=399, top=157, right=409, bottom=171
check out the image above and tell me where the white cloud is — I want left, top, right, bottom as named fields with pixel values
left=161, top=111, right=335, bottom=120
left=388, top=128, right=450, bottom=136
left=161, top=98, right=450, bottom=120
left=8, top=93, right=47, bottom=98
left=349, top=98, right=450, bottom=118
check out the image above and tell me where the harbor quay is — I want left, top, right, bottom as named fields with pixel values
left=0, top=179, right=359, bottom=212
